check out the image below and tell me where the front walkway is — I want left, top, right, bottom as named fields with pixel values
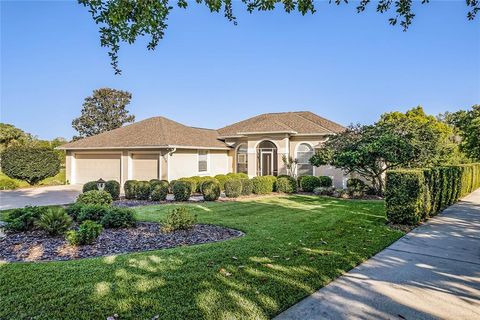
left=275, top=188, right=480, bottom=320
left=0, top=185, right=82, bottom=210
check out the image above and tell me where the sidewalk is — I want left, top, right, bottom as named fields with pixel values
left=275, top=189, right=480, bottom=320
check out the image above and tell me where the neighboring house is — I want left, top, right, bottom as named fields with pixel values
left=58, top=111, right=348, bottom=188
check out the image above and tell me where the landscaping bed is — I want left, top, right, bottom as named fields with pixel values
left=0, top=222, right=243, bottom=262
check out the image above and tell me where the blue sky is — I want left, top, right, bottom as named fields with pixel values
left=1, top=0, right=479, bottom=140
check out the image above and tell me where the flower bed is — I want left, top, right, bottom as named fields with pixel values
left=0, top=222, right=243, bottom=262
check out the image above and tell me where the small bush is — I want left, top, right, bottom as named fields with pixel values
left=318, top=176, right=333, bottom=187
left=224, top=179, right=242, bottom=198
left=178, top=178, right=197, bottom=195
left=240, top=178, right=253, bottom=195
left=150, top=181, right=169, bottom=201
left=198, top=177, right=218, bottom=193
left=168, top=180, right=177, bottom=193
left=134, top=181, right=152, bottom=200
left=101, top=207, right=137, bottom=228
left=36, top=208, right=72, bottom=236
left=149, top=179, right=161, bottom=186
left=124, top=180, right=138, bottom=199
left=264, top=175, right=278, bottom=191
left=347, top=178, right=367, bottom=197
left=65, top=203, right=85, bottom=221
left=66, top=220, right=103, bottom=246
left=173, top=181, right=192, bottom=201
left=77, top=205, right=110, bottom=223
left=214, top=174, right=229, bottom=190
left=202, top=180, right=221, bottom=201
left=227, top=173, right=249, bottom=179
left=1, top=145, right=60, bottom=185
left=277, top=176, right=297, bottom=194
left=0, top=178, right=19, bottom=190
left=162, top=207, right=197, bottom=233
left=105, top=180, right=120, bottom=200
left=313, top=186, right=335, bottom=196
left=385, top=170, right=424, bottom=225
left=82, top=181, right=98, bottom=193
left=76, top=190, right=112, bottom=206
left=299, top=176, right=320, bottom=192
left=5, top=206, right=46, bottom=232
left=252, top=176, right=274, bottom=194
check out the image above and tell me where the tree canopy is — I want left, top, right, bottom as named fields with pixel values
left=72, top=88, right=135, bottom=140
left=441, top=105, right=480, bottom=161
left=310, top=106, right=464, bottom=194
left=79, top=0, right=480, bottom=74
left=0, top=123, right=31, bottom=152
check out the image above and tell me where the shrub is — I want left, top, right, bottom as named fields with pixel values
left=299, top=176, right=320, bottom=192
left=173, top=181, right=192, bottom=201
left=82, top=181, right=98, bottom=193
left=150, top=182, right=169, bottom=201
left=0, top=145, right=60, bottom=185
left=227, top=173, right=249, bottom=179
left=66, top=220, right=103, bottom=246
left=124, top=180, right=138, bottom=199
left=5, top=206, right=46, bottom=232
left=313, top=186, right=335, bottom=196
left=347, top=178, right=367, bottom=197
left=198, top=177, right=218, bottom=193
left=149, top=179, right=161, bottom=186
left=36, top=208, right=72, bottom=236
left=168, top=180, right=177, bottom=193
left=0, top=178, right=19, bottom=190
left=264, top=175, right=278, bottom=191
left=77, top=205, right=110, bottom=223
left=240, top=178, right=253, bottom=195
left=162, top=207, right=197, bottom=233
left=202, top=180, right=221, bottom=201
left=277, top=176, right=297, bottom=194
left=386, top=170, right=425, bottom=225
left=224, top=179, right=242, bottom=198
left=214, top=174, right=229, bottom=190
left=105, top=180, right=120, bottom=200
left=134, top=181, right=152, bottom=200
left=252, top=176, right=274, bottom=194
left=101, top=207, right=137, bottom=228
left=318, top=176, right=333, bottom=187
left=76, top=190, right=112, bottom=206
left=178, top=178, right=197, bottom=194
left=65, top=203, right=85, bottom=221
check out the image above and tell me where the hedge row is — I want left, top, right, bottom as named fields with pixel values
left=386, top=163, right=480, bottom=225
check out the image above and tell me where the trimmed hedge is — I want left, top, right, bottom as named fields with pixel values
left=173, top=181, right=192, bottom=201
left=240, top=178, right=253, bottom=195
left=150, top=181, right=169, bottom=201
left=386, top=163, right=480, bottom=225
left=124, top=180, right=138, bottom=200
left=252, top=176, right=274, bottom=194
left=299, top=175, right=320, bottom=192
left=76, top=190, right=112, bottom=206
left=202, top=180, right=221, bottom=201
left=277, top=176, right=297, bottom=194
left=318, top=176, right=333, bottom=188
left=83, top=180, right=120, bottom=200
left=224, top=179, right=242, bottom=198
left=135, top=181, right=152, bottom=200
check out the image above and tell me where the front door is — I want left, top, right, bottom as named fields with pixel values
left=261, top=151, right=273, bottom=176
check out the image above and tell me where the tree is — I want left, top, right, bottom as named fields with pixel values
left=1, top=146, right=60, bottom=185
left=440, top=105, right=480, bottom=161
left=72, top=88, right=135, bottom=139
left=79, top=0, right=480, bottom=74
left=281, top=155, right=298, bottom=179
left=310, top=106, right=463, bottom=194
left=0, top=123, right=31, bottom=153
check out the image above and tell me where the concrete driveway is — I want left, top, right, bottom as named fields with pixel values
left=276, top=188, right=480, bottom=320
left=0, top=185, right=82, bottom=210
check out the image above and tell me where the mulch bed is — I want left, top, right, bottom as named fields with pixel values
left=0, top=223, right=244, bottom=262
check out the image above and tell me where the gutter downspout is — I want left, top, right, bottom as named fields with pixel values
left=167, top=147, right=177, bottom=182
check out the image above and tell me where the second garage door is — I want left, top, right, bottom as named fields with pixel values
left=131, top=154, right=159, bottom=181
left=75, top=154, right=121, bottom=184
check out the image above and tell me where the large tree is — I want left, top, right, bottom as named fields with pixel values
left=310, top=106, right=462, bottom=194
left=0, top=123, right=31, bottom=153
left=79, top=0, right=480, bottom=74
left=440, top=105, right=480, bottom=161
left=72, top=88, right=135, bottom=140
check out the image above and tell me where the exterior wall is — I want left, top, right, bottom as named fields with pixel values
left=65, top=151, right=72, bottom=184
left=168, top=149, right=230, bottom=181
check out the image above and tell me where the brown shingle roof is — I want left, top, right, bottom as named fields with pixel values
left=59, top=117, right=229, bottom=150
left=217, top=111, right=345, bottom=136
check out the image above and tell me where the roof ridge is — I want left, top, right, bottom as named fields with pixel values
left=293, top=112, right=334, bottom=133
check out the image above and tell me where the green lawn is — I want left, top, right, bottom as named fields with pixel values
left=0, top=195, right=403, bottom=319
left=0, top=169, right=66, bottom=189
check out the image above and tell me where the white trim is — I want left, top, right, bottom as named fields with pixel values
left=253, top=139, right=280, bottom=150
left=237, top=130, right=297, bottom=135
left=235, top=143, right=248, bottom=174
left=58, top=145, right=231, bottom=151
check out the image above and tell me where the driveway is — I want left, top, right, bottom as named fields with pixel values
left=275, top=188, right=480, bottom=320
left=0, top=185, right=83, bottom=210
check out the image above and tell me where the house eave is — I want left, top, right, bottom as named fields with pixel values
left=57, top=145, right=231, bottom=151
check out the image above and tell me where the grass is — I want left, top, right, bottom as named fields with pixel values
left=0, top=195, right=403, bottom=319
left=0, top=169, right=66, bottom=189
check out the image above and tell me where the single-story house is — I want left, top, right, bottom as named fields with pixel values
left=58, top=111, right=348, bottom=188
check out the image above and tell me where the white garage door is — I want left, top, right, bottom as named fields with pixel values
left=75, top=154, right=121, bottom=184
left=131, top=154, right=159, bottom=181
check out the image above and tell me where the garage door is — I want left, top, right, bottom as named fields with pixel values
left=131, top=154, right=159, bottom=181
left=75, top=154, right=121, bottom=184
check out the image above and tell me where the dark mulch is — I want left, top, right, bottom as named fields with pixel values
left=0, top=223, right=244, bottom=262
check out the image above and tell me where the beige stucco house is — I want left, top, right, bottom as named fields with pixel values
left=59, top=111, right=348, bottom=188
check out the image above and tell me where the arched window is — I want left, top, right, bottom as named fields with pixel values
left=257, top=140, right=278, bottom=176
left=296, top=143, right=314, bottom=176
left=236, top=143, right=248, bottom=174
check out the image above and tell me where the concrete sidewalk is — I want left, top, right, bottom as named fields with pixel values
left=0, top=185, right=82, bottom=210
left=275, top=189, right=480, bottom=320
